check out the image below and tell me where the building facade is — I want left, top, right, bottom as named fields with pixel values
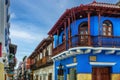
left=116, top=0, right=120, bottom=6
left=29, top=36, right=53, bottom=80
left=48, top=1, right=120, bottom=80
left=7, top=44, right=17, bottom=80
left=17, top=62, right=23, bottom=80
left=0, top=0, right=11, bottom=80
left=0, top=0, right=10, bottom=59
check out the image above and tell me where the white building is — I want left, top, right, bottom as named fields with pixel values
left=0, top=0, right=10, bottom=80
left=0, top=0, right=10, bottom=62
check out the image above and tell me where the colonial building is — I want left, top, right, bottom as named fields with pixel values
left=29, top=36, right=53, bottom=80
left=116, top=0, right=120, bottom=6
left=48, top=1, right=120, bottom=80
left=0, top=0, right=11, bottom=80
left=17, top=62, right=23, bottom=80
left=21, top=56, right=27, bottom=80
left=7, top=44, right=17, bottom=80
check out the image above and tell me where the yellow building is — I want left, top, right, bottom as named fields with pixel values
left=0, top=62, right=4, bottom=80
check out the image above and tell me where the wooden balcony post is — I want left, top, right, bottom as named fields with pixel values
left=64, top=21, right=66, bottom=50
left=51, top=35, right=54, bottom=55
left=57, top=29, right=59, bottom=46
left=68, top=17, right=71, bottom=48
left=98, top=12, right=102, bottom=46
left=88, top=12, right=91, bottom=46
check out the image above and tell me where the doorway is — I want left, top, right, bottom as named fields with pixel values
left=67, top=68, right=77, bottom=80
left=92, top=67, right=111, bottom=80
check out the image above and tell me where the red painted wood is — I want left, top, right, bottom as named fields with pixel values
left=92, top=67, right=111, bottom=80
left=88, top=12, right=91, bottom=46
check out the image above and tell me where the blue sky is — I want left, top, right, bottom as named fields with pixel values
left=10, top=0, right=118, bottom=67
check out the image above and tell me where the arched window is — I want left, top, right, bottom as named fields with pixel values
left=78, top=22, right=88, bottom=45
left=79, top=22, right=88, bottom=35
left=103, top=20, right=113, bottom=36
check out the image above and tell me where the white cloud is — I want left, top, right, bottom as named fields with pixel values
left=11, top=29, right=38, bottom=41
left=11, top=12, right=17, bottom=19
left=10, top=22, right=48, bottom=43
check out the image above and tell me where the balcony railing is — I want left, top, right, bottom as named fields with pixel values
left=53, top=35, right=120, bottom=56
left=36, top=59, right=42, bottom=67
left=42, top=57, right=47, bottom=65
left=30, top=63, right=37, bottom=70
left=31, top=55, right=53, bottom=70
left=53, top=41, right=66, bottom=56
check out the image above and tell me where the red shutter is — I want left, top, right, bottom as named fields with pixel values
left=0, top=43, right=2, bottom=57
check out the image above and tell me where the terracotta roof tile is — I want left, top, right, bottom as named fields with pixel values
left=87, top=1, right=120, bottom=8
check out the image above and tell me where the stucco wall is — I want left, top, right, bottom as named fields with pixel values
left=77, top=74, right=91, bottom=80
left=33, top=65, right=53, bottom=80
left=0, top=62, right=4, bottom=80
left=54, top=52, right=120, bottom=80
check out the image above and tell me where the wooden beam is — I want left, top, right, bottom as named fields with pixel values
left=64, top=22, right=67, bottom=50
left=87, top=12, right=91, bottom=46
left=57, top=29, right=59, bottom=46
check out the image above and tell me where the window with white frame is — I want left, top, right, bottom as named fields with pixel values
left=103, top=20, right=113, bottom=36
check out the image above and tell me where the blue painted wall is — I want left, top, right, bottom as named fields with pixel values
left=53, top=16, right=120, bottom=48
left=53, top=16, right=120, bottom=80
left=54, top=53, right=120, bottom=80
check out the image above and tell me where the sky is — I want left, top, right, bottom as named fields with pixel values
left=10, top=0, right=118, bottom=67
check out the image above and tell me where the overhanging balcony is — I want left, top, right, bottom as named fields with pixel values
left=53, top=35, right=120, bottom=56
left=31, top=55, right=53, bottom=70
left=30, top=63, right=37, bottom=70
left=53, top=41, right=66, bottom=56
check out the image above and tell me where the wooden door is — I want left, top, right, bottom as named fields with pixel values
left=48, top=73, right=52, bottom=80
left=92, top=67, right=111, bottom=80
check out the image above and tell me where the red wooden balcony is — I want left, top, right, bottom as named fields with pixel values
left=36, top=59, right=42, bottom=67
left=53, top=41, right=66, bottom=56
left=31, top=55, right=53, bottom=70
left=52, top=35, right=120, bottom=56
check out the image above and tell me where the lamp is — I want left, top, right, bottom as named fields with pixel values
left=58, top=63, right=66, bottom=76
left=58, top=63, right=63, bottom=75
left=59, top=63, right=62, bottom=69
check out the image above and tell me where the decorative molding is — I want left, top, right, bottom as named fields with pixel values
left=76, top=49, right=83, bottom=54
left=84, top=49, right=91, bottom=54
left=93, top=49, right=102, bottom=54
left=90, top=62, right=116, bottom=66
left=52, top=47, right=120, bottom=61
left=105, top=50, right=115, bottom=54
left=66, top=63, right=77, bottom=67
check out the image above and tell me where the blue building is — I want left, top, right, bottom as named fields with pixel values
left=48, top=1, right=120, bottom=80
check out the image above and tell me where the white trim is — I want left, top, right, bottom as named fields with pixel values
left=90, top=62, right=116, bottom=66
left=52, top=51, right=69, bottom=59
left=53, top=60, right=55, bottom=80
left=95, top=47, right=120, bottom=51
left=56, top=66, right=64, bottom=69
left=76, top=49, right=83, bottom=54
left=66, top=63, right=77, bottom=67
left=69, top=47, right=93, bottom=51
left=105, top=50, right=115, bottom=54
left=85, top=49, right=91, bottom=54
left=52, top=47, right=120, bottom=60
left=93, top=49, right=102, bottom=54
